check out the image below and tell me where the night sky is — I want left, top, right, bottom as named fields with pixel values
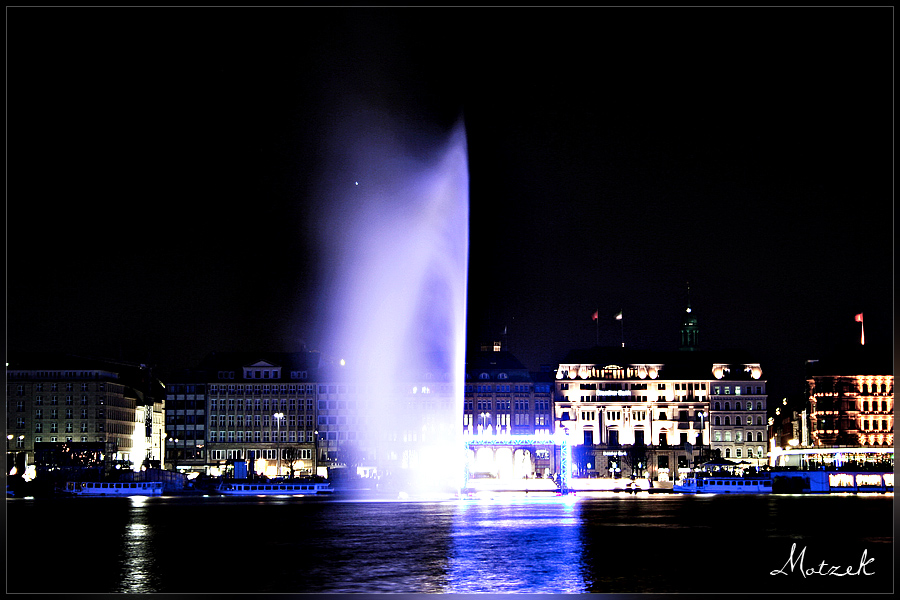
left=8, top=8, right=893, bottom=399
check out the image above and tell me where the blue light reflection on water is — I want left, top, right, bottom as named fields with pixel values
left=447, top=495, right=588, bottom=593
left=6, top=493, right=893, bottom=594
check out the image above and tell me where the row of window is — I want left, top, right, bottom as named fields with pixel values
left=208, top=431, right=317, bottom=443
left=714, top=430, right=765, bottom=442
left=713, top=401, right=765, bottom=411
left=464, top=400, right=551, bottom=410
left=209, top=399, right=316, bottom=411
left=464, top=413, right=551, bottom=426
left=860, top=401, right=891, bottom=411
left=208, top=448, right=313, bottom=460
left=14, top=382, right=98, bottom=392
left=712, top=386, right=764, bottom=395
left=210, top=383, right=315, bottom=394
left=19, top=396, right=108, bottom=407
left=860, top=420, right=891, bottom=431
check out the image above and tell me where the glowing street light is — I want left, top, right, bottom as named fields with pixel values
left=697, top=411, right=707, bottom=466
left=274, top=412, right=284, bottom=477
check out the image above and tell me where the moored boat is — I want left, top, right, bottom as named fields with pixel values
left=673, top=475, right=772, bottom=494
left=64, top=481, right=164, bottom=496
left=216, top=480, right=333, bottom=495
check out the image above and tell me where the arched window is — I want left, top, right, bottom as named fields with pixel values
left=736, top=448, right=742, bottom=458
left=724, top=402, right=730, bottom=410
left=756, top=416, right=763, bottom=425
left=714, top=402, right=720, bottom=410
left=757, top=446, right=764, bottom=457
left=724, top=416, right=731, bottom=425
left=747, top=402, right=752, bottom=411
left=881, top=383, right=887, bottom=394
left=882, top=401, right=888, bottom=411
left=756, top=402, right=762, bottom=410
left=498, top=373, right=508, bottom=380
left=479, top=373, right=489, bottom=380
left=862, top=383, right=869, bottom=394
left=714, top=416, right=721, bottom=425
left=863, top=401, right=869, bottom=411
left=757, top=432, right=763, bottom=442
left=735, top=416, right=742, bottom=425
left=725, top=448, right=731, bottom=458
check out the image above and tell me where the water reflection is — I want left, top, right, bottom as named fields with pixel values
left=447, top=496, right=588, bottom=593
left=116, top=496, right=158, bottom=593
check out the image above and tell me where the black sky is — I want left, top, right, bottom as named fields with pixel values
left=7, top=7, right=893, bottom=399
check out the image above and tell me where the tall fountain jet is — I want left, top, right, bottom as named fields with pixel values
left=315, top=115, right=469, bottom=497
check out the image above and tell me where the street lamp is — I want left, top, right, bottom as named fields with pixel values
left=313, top=430, right=318, bottom=477
left=697, top=411, right=707, bottom=467
left=274, top=412, right=284, bottom=478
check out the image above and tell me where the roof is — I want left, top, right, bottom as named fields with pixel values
left=557, top=346, right=763, bottom=381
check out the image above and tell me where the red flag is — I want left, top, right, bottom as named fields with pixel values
left=855, top=313, right=864, bottom=323
left=592, top=311, right=598, bottom=321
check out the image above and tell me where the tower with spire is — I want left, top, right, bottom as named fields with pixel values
left=679, top=283, right=699, bottom=351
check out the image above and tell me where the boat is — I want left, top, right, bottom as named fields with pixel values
left=673, top=474, right=772, bottom=494
left=216, top=480, right=333, bottom=495
left=64, top=481, right=164, bottom=496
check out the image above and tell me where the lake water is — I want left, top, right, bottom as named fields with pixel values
left=6, top=492, right=893, bottom=594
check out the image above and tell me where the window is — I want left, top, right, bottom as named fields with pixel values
left=725, top=448, right=731, bottom=458
left=714, top=431, right=722, bottom=441
left=746, top=402, right=752, bottom=411
left=714, top=416, right=721, bottom=425
left=735, top=416, right=742, bottom=425
left=724, top=417, right=730, bottom=425
left=725, top=431, right=732, bottom=441
left=736, top=448, right=742, bottom=458
left=714, top=402, right=720, bottom=410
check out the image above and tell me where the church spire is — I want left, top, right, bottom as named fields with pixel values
left=679, top=282, right=699, bottom=351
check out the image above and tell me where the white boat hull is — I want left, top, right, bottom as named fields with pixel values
left=674, top=476, right=772, bottom=494
left=217, top=481, right=333, bottom=495
left=64, top=482, right=164, bottom=496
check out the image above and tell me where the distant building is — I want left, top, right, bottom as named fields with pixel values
left=553, top=347, right=768, bottom=481
left=806, top=346, right=893, bottom=448
left=173, top=352, right=321, bottom=478
left=6, top=354, right=164, bottom=473
left=463, top=350, right=555, bottom=478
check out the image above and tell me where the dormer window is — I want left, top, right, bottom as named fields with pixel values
left=498, top=373, right=508, bottom=379
left=479, top=373, right=489, bottom=380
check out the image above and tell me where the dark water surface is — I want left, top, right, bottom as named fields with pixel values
left=6, top=492, right=893, bottom=594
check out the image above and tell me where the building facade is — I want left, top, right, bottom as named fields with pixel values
left=806, top=347, right=893, bottom=448
left=6, top=354, right=164, bottom=472
left=170, top=352, right=321, bottom=478
left=463, top=351, right=555, bottom=478
left=554, top=347, right=767, bottom=481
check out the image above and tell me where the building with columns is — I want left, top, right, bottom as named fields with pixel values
left=553, top=347, right=767, bottom=481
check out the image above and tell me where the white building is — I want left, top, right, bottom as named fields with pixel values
left=554, top=347, right=767, bottom=481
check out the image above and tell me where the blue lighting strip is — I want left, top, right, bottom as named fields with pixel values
left=462, top=434, right=572, bottom=494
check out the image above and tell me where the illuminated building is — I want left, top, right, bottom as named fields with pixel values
left=177, top=352, right=321, bottom=477
left=554, top=347, right=767, bottom=480
left=5, top=354, right=164, bottom=472
left=806, top=346, right=893, bottom=448
left=463, top=350, right=556, bottom=479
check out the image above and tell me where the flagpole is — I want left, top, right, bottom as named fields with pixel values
left=596, top=306, right=599, bottom=346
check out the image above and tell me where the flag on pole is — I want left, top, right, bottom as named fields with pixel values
left=855, top=313, right=863, bottom=323
left=855, top=313, right=865, bottom=345
left=592, top=311, right=598, bottom=321
left=614, top=311, right=623, bottom=320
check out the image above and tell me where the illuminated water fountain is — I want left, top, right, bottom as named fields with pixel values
left=316, top=119, right=469, bottom=497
